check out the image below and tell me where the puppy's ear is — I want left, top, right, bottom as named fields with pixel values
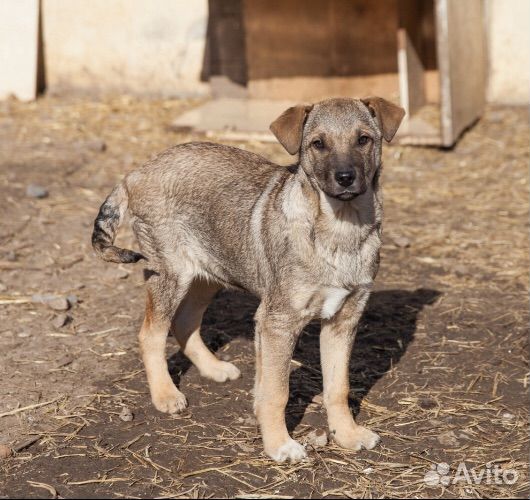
left=361, top=97, right=405, bottom=142
left=270, top=104, right=313, bottom=155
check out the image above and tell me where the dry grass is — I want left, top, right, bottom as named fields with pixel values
left=0, top=95, right=528, bottom=498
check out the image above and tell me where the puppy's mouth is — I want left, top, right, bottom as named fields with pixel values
left=336, top=191, right=357, bottom=201
left=331, top=190, right=366, bottom=201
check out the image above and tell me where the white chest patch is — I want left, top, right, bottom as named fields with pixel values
left=320, top=287, right=350, bottom=319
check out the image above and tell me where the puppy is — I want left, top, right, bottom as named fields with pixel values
left=92, top=97, right=405, bottom=463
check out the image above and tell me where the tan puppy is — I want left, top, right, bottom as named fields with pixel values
left=92, top=97, right=405, bottom=463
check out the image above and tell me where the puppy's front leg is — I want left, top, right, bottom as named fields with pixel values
left=320, top=289, right=380, bottom=451
left=254, top=305, right=306, bottom=463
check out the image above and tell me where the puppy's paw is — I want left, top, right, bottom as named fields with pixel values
left=151, top=385, right=188, bottom=414
left=266, top=438, right=307, bottom=463
left=200, top=361, right=241, bottom=383
left=332, top=425, right=380, bottom=451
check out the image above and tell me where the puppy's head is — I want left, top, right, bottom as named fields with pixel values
left=270, top=97, right=405, bottom=201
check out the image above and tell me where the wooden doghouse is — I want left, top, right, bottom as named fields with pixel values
left=197, top=0, right=486, bottom=147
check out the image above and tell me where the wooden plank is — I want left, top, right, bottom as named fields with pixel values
left=436, top=0, right=486, bottom=146
left=0, top=0, right=40, bottom=101
left=243, top=0, right=398, bottom=82
left=398, top=27, right=426, bottom=117
left=247, top=74, right=399, bottom=102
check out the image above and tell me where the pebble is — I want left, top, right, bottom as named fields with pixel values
left=48, top=297, right=70, bottom=311
left=418, top=397, right=437, bottom=410
left=26, top=184, right=49, bottom=199
left=32, top=294, right=71, bottom=311
left=237, top=415, right=257, bottom=426
left=453, top=264, right=470, bottom=277
left=0, top=282, right=7, bottom=292
left=304, top=428, right=328, bottom=448
left=105, top=268, right=129, bottom=280
left=391, top=235, right=411, bottom=248
left=6, top=250, right=17, bottom=262
left=52, top=313, right=70, bottom=329
left=119, top=406, right=134, bottom=422
left=0, top=444, right=12, bottom=459
left=437, top=430, right=460, bottom=447
left=66, top=294, right=78, bottom=306
left=86, top=138, right=107, bottom=152
left=501, top=412, right=515, bottom=425
left=236, top=442, right=254, bottom=453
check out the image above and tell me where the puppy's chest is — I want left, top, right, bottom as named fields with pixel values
left=314, top=223, right=381, bottom=288
left=294, top=227, right=381, bottom=320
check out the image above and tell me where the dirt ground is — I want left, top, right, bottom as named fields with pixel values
left=0, top=95, right=528, bottom=499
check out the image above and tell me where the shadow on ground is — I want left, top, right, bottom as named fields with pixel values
left=167, top=288, right=441, bottom=431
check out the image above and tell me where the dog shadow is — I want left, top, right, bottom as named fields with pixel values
left=167, top=288, right=440, bottom=430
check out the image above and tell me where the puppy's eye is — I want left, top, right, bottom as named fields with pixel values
left=358, top=135, right=371, bottom=146
left=312, top=139, right=325, bottom=150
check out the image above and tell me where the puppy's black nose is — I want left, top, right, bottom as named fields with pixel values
left=335, top=170, right=355, bottom=187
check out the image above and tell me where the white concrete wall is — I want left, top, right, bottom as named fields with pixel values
left=0, top=0, right=39, bottom=101
left=486, top=0, right=530, bottom=104
left=42, top=0, right=209, bottom=96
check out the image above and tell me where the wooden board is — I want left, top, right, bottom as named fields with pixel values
left=248, top=74, right=399, bottom=102
left=398, top=27, right=426, bottom=117
left=436, top=0, right=486, bottom=146
left=243, top=0, right=398, bottom=81
left=0, top=0, right=40, bottom=101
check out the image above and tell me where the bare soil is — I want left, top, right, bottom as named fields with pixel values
left=0, top=96, right=528, bottom=498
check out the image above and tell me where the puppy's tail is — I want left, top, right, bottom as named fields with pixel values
left=91, top=182, right=145, bottom=264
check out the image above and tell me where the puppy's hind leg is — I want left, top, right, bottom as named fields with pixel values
left=139, top=275, right=189, bottom=414
left=172, top=278, right=241, bottom=383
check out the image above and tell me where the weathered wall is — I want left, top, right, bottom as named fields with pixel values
left=42, top=0, right=209, bottom=96
left=0, top=0, right=39, bottom=101
left=486, top=0, right=529, bottom=104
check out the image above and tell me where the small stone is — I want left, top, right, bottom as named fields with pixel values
left=501, top=412, right=515, bottom=426
left=6, top=250, right=17, bottom=262
left=418, top=397, right=437, bottom=410
left=32, top=293, right=63, bottom=304
left=105, top=268, right=129, bottom=280
left=0, top=282, right=7, bottom=292
left=48, top=297, right=70, bottom=311
left=17, top=331, right=31, bottom=338
left=0, top=444, right=12, bottom=459
left=237, top=415, right=257, bottom=426
left=119, top=406, right=134, bottom=422
left=52, top=314, right=69, bottom=329
left=392, top=235, right=411, bottom=248
left=304, top=428, right=328, bottom=448
left=236, top=442, right=254, bottom=453
left=26, top=184, right=49, bottom=199
left=453, top=264, right=470, bottom=277
left=437, top=430, right=460, bottom=447
left=86, top=138, right=107, bottom=152
left=116, top=269, right=129, bottom=279
left=56, top=354, right=73, bottom=368
left=362, top=467, right=374, bottom=474
left=66, top=294, right=78, bottom=306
